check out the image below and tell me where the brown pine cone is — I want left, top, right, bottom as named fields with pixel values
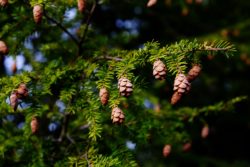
left=0, top=40, right=9, bottom=55
left=11, top=61, right=17, bottom=74
left=153, top=60, right=167, bottom=80
left=0, top=0, right=8, bottom=7
left=33, top=4, right=43, bottom=24
left=171, top=91, right=182, bottom=105
left=77, top=0, right=86, bottom=13
left=147, top=0, right=157, bottom=7
left=162, top=144, right=171, bottom=157
left=182, top=142, right=192, bottom=152
left=111, top=107, right=125, bottom=124
left=118, top=77, right=133, bottom=97
left=99, top=87, right=109, bottom=105
left=16, top=83, right=28, bottom=99
left=10, top=92, right=18, bottom=111
left=201, top=125, right=209, bottom=139
left=187, top=64, right=201, bottom=82
left=30, top=117, right=39, bottom=134
left=173, top=73, right=191, bottom=94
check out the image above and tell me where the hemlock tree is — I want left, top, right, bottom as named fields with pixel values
left=0, top=0, right=248, bottom=166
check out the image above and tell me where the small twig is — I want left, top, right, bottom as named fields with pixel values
left=66, top=133, right=75, bottom=144
left=198, top=47, right=232, bottom=52
left=57, top=112, right=70, bottom=142
left=96, top=55, right=123, bottom=61
left=78, top=0, right=97, bottom=55
left=43, top=8, right=79, bottom=46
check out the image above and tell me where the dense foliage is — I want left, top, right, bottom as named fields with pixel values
left=0, top=0, right=249, bottom=166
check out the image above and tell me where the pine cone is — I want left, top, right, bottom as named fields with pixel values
left=30, top=117, right=39, bottom=134
left=10, top=92, right=18, bottom=111
left=99, top=87, right=109, bottom=105
left=118, top=77, right=133, bottom=97
left=33, top=4, right=43, bottom=24
left=77, top=0, right=86, bottom=13
left=153, top=60, right=167, bottom=80
left=201, top=125, right=209, bottom=139
left=187, top=64, right=201, bottom=82
left=147, top=0, right=157, bottom=7
left=171, top=91, right=182, bottom=105
left=173, top=73, right=191, bottom=94
left=16, top=83, right=28, bottom=99
left=11, top=61, right=17, bottom=74
left=182, top=142, right=192, bottom=152
left=0, top=40, right=9, bottom=55
left=111, top=107, right=125, bottom=124
left=162, top=144, right=171, bottom=157
left=0, top=0, right=8, bottom=7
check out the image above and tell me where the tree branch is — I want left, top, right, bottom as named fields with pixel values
left=43, top=9, right=79, bottom=46
left=78, top=0, right=97, bottom=55
left=57, top=112, right=70, bottom=142
left=96, top=55, right=123, bottom=61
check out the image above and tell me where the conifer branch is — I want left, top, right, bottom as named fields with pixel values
left=96, top=55, right=123, bottom=61
left=79, top=0, right=97, bottom=54
left=58, top=112, right=70, bottom=142
left=43, top=9, right=79, bottom=46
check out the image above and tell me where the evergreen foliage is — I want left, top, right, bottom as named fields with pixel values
left=0, top=0, right=248, bottom=166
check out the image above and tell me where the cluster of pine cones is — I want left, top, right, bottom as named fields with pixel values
left=99, top=59, right=201, bottom=124
left=10, top=83, right=29, bottom=111
left=1, top=0, right=87, bottom=24
left=99, top=76, right=133, bottom=124
left=171, top=64, right=201, bottom=104
left=152, top=59, right=201, bottom=104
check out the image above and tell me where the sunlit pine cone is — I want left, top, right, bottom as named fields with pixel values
left=171, top=91, right=182, bottom=105
left=201, top=125, right=209, bottom=139
left=30, top=117, right=39, bottom=134
left=0, top=0, right=8, bottom=7
left=187, top=64, right=202, bottom=82
left=111, top=107, right=125, bottom=124
left=11, top=61, right=17, bottom=74
left=173, top=73, right=191, bottom=94
left=77, top=0, right=86, bottom=13
left=99, top=87, right=109, bottom=105
left=16, top=83, right=29, bottom=99
left=10, top=92, right=18, bottom=111
left=153, top=60, right=167, bottom=80
left=0, top=40, right=9, bottom=55
left=162, top=144, right=171, bottom=157
left=118, top=77, right=133, bottom=97
left=147, top=0, right=157, bottom=7
left=33, top=4, right=43, bottom=24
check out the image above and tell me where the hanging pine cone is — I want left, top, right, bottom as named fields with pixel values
left=0, top=0, right=8, bottom=7
left=173, top=73, right=191, bottom=94
left=162, top=144, right=171, bottom=157
left=201, top=125, right=209, bottom=139
left=99, top=87, right=109, bottom=105
left=11, top=61, right=17, bottom=74
left=10, top=92, right=18, bottom=111
left=77, top=0, right=86, bottom=13
left=182, top=142, right=192, bottom=152
left=16, top=83, right=29, bottom=99
left=118, top=77, right=133, bottom=97
left=30, top=117, right=39, bottom=134
left=171, top=91, right=182, bottom=105
left=33, top=4, right=43, bottom=24
left=147, top=0, right=157, bottom=7
left=111, top=107, right=125, bottom=124
left=187, top=64, right=202, bottom=82
left=0, top=40, right=9, bottom=55
left=153, top=60, right=167, bottom=80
